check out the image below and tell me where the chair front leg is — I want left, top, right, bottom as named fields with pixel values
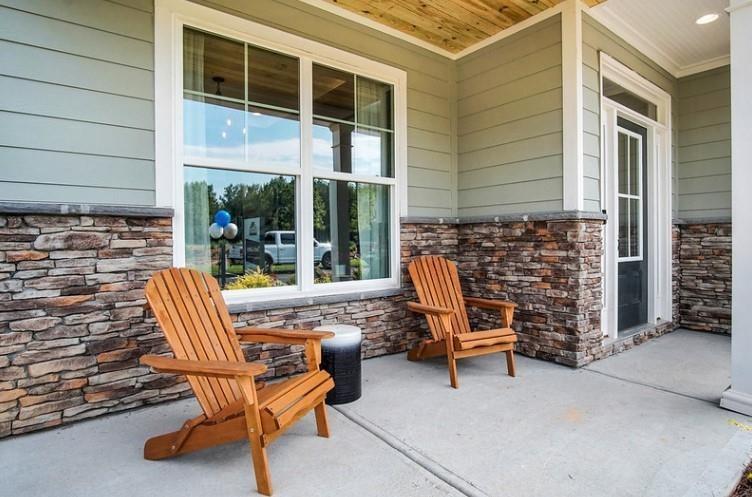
left=304, top=339, right=331, bottom=437
left=440, top=315, right=459, bottom=388
left=236, top=376, right=272, bottom=496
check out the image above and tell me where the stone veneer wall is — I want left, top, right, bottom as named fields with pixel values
left=0, top=212, right=456, bottom=438
left=457, top=218, right=605, bottom=367
left=1, top=207, right=730, bottom=438
left=675, top=222, right=732, bottom=333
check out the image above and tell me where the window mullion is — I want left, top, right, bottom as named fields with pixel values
left=299, top=57, right=314, bottom=292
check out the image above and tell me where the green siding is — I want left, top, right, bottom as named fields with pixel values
left=581, top=13, right=679, bottom=214
left=0, top=0, right=156, bottom=205
left=0, top=0, right=456, bottom=216
left=456, top=16, right=563, bottom=216
left=677, top=66, right=731, bottom=219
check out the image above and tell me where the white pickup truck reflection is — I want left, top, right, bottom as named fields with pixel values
left=228, top=230, right=332, bottom=269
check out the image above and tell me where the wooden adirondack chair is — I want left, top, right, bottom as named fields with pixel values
left=140, top=268, right=335, bottom=496
left=407, top=255, right=518, bottom=388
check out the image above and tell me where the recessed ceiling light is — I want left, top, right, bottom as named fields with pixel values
left=696, top=13, right=719, bottom=25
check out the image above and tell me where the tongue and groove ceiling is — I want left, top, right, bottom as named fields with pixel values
left=318, top=0, right=606, bottom=53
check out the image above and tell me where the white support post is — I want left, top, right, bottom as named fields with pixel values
left=561, top=0, right=584, bottom=211
left=721, top=0, right=752, bottom=416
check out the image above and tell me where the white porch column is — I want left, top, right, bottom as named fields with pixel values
left=721, top=0, right=752, bottom=416
left=561, top=0, right=584, bottom=211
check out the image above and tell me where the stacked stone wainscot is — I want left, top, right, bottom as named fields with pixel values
left=0, top=215, right=456, bottom=438
left=0, top=212, right=175, bottom=437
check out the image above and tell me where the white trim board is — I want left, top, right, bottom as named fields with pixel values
left=298, top=0, right=729, bottom=77
left=562, top=0, right=584, bottom=211
left=154, top=0, right=408, bottom=306
left=599, top=52, right=673, bottom=341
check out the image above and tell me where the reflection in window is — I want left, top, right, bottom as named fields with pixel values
left=183, top=27, right=300, bottom=167
left=184, top=166, right=296, bottom=289
left=313, top=179, right=390, bottom=283
left=184, top=95, right=245, bottom=160
left=312, top=64, right=394, bottom=177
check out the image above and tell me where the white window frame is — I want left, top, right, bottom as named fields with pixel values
left=616, top=127, right=644, bottom=263
left=154, top=0, right=408, bottom=305
left=599, top=52, right=673, bottom=340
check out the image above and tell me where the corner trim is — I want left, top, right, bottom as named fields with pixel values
left=561, top=0, right=585, bottom=211
left=0, top=202, right=174, bottom=218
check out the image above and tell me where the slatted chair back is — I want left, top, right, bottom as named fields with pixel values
left=145, top=268, right=244, bottom=417
left=408, top=256, right=471, bottom=340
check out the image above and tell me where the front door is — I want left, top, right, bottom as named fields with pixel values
left=616, top=118, right=648, bottom=331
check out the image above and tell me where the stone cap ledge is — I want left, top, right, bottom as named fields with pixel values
left=227, top=287, right=405, bottom=314
left=0, top=201, right=174, bottom=218
left=402, top=210, right=607, bottom=225
left=673, top=216, right=731, bottom=225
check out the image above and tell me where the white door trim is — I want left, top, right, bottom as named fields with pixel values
left=600, top=52, right=673, bottom=341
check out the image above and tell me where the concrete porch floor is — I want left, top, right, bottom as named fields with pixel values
left=2, top=329, right=751, bottom=497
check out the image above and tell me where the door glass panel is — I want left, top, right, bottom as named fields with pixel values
left=629, top=198, right=640, bottom=257
left=629, top=136, right=640, bottom=195
left=616, top=128, right=643, bottom=260
left=618, top=133, right=628, bottom=195
left=618, top=196, right=628, bottom=258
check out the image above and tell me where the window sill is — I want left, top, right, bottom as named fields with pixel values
left=226, top=287, right=405, bottom=314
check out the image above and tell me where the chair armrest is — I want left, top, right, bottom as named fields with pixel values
left=407, top=301, right=454, bottom=316
left=235, top=327, right=334, bottom=345
left=464, top=297, right=517, bottom=310
left=140, top=355, right=267, bottom=379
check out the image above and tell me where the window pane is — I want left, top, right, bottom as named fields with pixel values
left=354, top=127, right=393, bottom=177
left=313, top=64, right=355, bottom=121
left=184, top=94, right=245, bottom=160
left=603, top=78, right=657, bottom=120
left=629, top=136, right=640, bottom=196
left=357, top=77, right=393, bottom=130
left=618, top=132, right=628, bottom=195
left=313, top=179, right=390, bottom=282
left=247, top=105, right=300, bottom=169
left=184, top=27, right=244, bottom=100
left=247, top=45, right=299, bottom=110
left=312, top=119, right=393, bottom=177
left=629, top=198, right=640, bottom=257
left=184, top=166, right=296, bottom=289
left=618, top=196, right=628, bottom=258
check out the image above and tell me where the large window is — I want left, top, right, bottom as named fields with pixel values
left=178, top=25, right=401, bottom=297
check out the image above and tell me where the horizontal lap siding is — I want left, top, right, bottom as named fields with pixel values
left=1, top=0, right=455, bottom=216
left=193, top=0, right=456, bottom=217
left=456, top=16, right=563, bottom=217
left=581, top=13, right=679, bottom=214
left=677, top=66, right=731, bottom=220
left=0, top=0, right=156, bottom=205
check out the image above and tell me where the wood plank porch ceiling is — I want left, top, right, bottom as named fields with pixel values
left=322, top=0, right=606, bottom=53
